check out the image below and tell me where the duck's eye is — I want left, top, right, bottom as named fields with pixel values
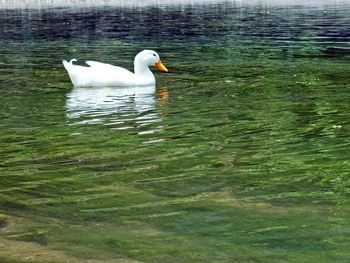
left=153, top=54, right=156, bottom=56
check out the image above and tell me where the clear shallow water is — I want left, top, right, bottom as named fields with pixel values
left=0, top=1, right=350, bottom=262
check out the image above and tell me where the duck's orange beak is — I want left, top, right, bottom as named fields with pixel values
left=155, top=59, right=168, bottom=72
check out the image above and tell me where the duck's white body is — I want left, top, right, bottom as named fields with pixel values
left=62, top=50, right=168, bottom=87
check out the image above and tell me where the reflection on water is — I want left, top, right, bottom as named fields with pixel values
left=66, top=85, right=166, bottom=134
left=1, top=0, right=349, bottom=9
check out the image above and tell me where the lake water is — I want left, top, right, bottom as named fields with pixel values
left=0, top=1, right=349, bottom=262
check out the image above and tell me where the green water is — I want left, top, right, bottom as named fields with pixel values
left=0, top=2, right=350, bottom=262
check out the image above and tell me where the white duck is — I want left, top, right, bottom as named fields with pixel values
left=62, top=50, right=168, bottom=87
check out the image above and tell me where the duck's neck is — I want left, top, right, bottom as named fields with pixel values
left=134, top=59, right=154, bottom=78
left=134, top=64, right=152, bottom=76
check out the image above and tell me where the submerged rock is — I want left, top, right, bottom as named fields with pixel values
left=0, top=214, right=8, bottom=228
left=7, top=230, right=48, bottom=246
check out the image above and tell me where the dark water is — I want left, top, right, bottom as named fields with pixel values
left=0, top=1, right=350, bottom=262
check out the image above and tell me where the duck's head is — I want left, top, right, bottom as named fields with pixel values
left=134, top=50, right=168, bottom=73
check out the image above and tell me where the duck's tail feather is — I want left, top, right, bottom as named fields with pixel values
left=63, top=59, right=80, bottom=86
left=62, top=59, right=77, bottom=70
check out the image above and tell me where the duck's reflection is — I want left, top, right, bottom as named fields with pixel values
left=66, top=85, right=164, bottom=133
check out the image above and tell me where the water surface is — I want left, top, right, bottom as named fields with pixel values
left=0, top=1, right=349, bottom=262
